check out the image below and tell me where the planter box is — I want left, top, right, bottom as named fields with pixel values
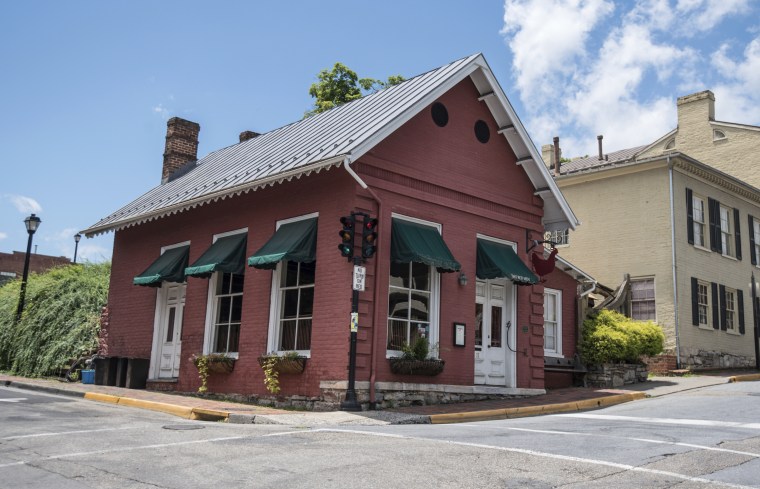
left=388, top=358, right=445, bottom=376
left=258, top=356, right=307, bottom=374
left=193, top=355, right=235, bottom=374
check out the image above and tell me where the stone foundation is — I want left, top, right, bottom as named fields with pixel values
left=680, top=349, right=755, bottom=370
left=585, top=364, right=648, bottom=388
left=185, top=382, right=546, bottom=412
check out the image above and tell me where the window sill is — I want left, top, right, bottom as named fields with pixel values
left=692, top=245, right=711, bottom=254
left=270, top=350, right=310, bottom=359
left=726, top=329, right=742, bottom=336
left=544, top=352, right=564, bottom=358
left=721, top=254, right=738, bottom=261
left=697, top=325, right=715, bottom=331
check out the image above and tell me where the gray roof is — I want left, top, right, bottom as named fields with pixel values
left=559, top=145, right=648, bottom=175
left=83, top=54, right=578, bottom=236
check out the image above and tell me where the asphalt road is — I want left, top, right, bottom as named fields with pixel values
left=1, top=382, right=759, bottom=488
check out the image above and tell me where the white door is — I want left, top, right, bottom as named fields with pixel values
left=157, top=284, right=185, bottom=378
left=474, top=280, right=515, bottom=386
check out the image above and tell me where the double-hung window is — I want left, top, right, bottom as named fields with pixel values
left=275, top=260, right=315, bottom=351
left=697, top=280, right=710, bottom=328
left=544, top=229, right=569, bottom=247
left=212, top=272, right=244, bottom=354
left=724, top=287, right=736, bottom=332
left=753, top=218, right=760, bottom=265
left=720, top=206, right=733, bottom=257
left=631, top=278, right=656, bottom=321
left=543, top=288, right=562, bottom=356
left=692, top=196, right=706, bottom=247
left=388, top=261, right=434, bottom=351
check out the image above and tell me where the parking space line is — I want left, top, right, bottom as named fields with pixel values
left=2, top=427, right=135, bottom=441
left=557, top=413, right=760, bottom=430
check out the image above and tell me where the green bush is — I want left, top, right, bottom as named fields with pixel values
left=0, top=262, right=110, bottom=377
left=580, top=310, right=664, bottom=365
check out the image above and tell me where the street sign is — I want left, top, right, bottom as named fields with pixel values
left=352, top=265, right=366, bottom=291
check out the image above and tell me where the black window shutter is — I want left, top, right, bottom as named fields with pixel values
left=750, top=215, right=757, bottom=266
left=734, top=208, right=742, bottom=260
left=711, top=282, right=720, bottom=329
left=719, top=284, right=727, bottom=331
left=686, top=188, right=694, bottom=245
left=691, top=277, right=699, bottom=326
left=708, top=198, right=720, bottom=253
left=738, top=289, right=745, bottom=334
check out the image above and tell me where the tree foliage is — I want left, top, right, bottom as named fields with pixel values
left=0, top=262, right=110, bottom=377
left=305, top=62, right=405, bottom=117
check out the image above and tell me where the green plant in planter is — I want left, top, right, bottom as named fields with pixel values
left=191, top=353, right=235, bottom=394
left=401, top=336, right=430, bottom=360
left=259, top=351, right=302, bottom=394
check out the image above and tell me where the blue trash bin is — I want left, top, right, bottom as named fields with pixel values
left=81, top=369, right=95, bottom=384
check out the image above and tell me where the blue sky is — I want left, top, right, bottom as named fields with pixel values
left=2, top=1, right=758, bottom=262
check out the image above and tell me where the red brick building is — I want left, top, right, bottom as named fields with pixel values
left=83, top=54, right=589, bottom=408
left=0, top=251, right=72, bottom=285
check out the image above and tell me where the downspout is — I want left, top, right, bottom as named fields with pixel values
left=343, top=157, right=384, bottom=408
left=668, top=156, right=682, bottom=368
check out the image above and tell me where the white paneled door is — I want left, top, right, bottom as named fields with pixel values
left=157, top=284, right=185, bottom=378
left=474, top=279, right=516, bottom=386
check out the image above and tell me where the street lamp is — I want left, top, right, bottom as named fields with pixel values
left=73, top=233, right=82, bottom=264
left=16, top=214, right=41, bottom=321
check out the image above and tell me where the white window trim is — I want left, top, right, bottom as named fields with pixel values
left=149, top=241, right=191, bottom=379
left=543, top=288, right=562, bottom=357
left=753, top=219, right=760, bottom=267
left=386, top=213, right=442, bottom=358
left=692, top=194, right=707, bottom=249
left=630, top=276, right=657, bottom=322
left=202, top=228, right=248, bottom=358
left=266, top=213, right=318, bottom=356
left=719, top=205, right=734, bottom=258
left=696, top=280, right=713, bottom=331
left=724, top=287, right=737, bottom=334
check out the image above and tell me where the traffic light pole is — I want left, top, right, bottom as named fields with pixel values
left=340, top=254, right=362, bottom=411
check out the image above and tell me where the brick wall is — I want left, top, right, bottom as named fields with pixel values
left=0, top=251, right=71, bottom=277
left=542, top=264, right=582, bottom=388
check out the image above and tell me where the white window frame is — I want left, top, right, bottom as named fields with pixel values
left=202, top=228, right=248, bottom=358
left=753, top=219, right=760, bottom=266
left=692, top=194, right=706, bottom=249
left=724, top=287, right=737, bottom=333
left=719, top=205, right=734, bottom=258
left=630, top=277, right=656, bottom=321
left=544, top=229, right=569, bottom=247
left=386, top=213, right=442, bottom=358
left=543, top=288, right=562, bottom=357
left=696, top=280, right=712, bottom=330
left=266, top=213, right=318, bottom=356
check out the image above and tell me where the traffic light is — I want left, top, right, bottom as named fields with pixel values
left=338, top=215, right=355, bottom=260
left=362, top=216, right=378, bottom=259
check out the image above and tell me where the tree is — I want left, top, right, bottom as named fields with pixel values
left=305, top=62, right=405, bottom=117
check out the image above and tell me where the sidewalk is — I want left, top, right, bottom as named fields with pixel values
left=3, top=371, right=758, bottom=426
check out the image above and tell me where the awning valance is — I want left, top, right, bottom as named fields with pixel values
left=248, top=218, right=318, bottom=270
left=185, top=233, right=247, bottom=278
left=133, top=245, right=190, bottom=287
left=390, top=218, right=461, bottom=273
left=476, top=239, right=538, bottom=285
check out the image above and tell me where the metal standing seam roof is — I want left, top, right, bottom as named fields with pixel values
left=559, top=145, right=649, bottom=175
left=83, top=53, right=578, bottom=237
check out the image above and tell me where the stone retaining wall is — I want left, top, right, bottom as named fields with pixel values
left=680, top=348, right=755, bottom=370
left=586, top=364, right=648, bottom=388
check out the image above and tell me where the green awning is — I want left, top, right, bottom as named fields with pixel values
left=248, top=218, right=318, bottom=270
left=185, top=233, right=247, bottom=278
left=476, top=239, right=538, bottom=285
left=391, top=218, right=461, bottom=273
left=133, top=245, right=190, bottom=287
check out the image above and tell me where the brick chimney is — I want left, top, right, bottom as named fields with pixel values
left=162, top=117, right=200, bottom=183
left=239, top=130, right=260, bottom=143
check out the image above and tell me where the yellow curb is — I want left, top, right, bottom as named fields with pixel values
left=728, top=374, right=760, bottom=383
left=116, top=397, right=194, bottom=419
left=83, top=392, right=121, bottom=404
left=190, top=408, right=230, bottom=422
left=429, top=392, right=646, bottom=425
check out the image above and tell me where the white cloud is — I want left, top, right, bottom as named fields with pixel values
left=6, top=194, right=42, bottom=214
left=0, top=232, right=7, bottom=240
left=152, top=103, right=170, bottom=119
left=500, top=0, right=753, bottom=157
left=501, top=0, right=614, bottom=103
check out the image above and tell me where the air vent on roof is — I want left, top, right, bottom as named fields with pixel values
left=474, top=120, right=490, bottom=144
left=431, top=102, right=448, bottom=127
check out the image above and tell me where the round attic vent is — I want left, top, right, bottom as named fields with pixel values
left=431, top=102, right=448, bottom=127
left=474, top=120, right=490, bottom=143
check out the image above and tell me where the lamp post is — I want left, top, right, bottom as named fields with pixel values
left=16, top=214, right=41, bottom=321
left=73, top=233, right=82, bottom=264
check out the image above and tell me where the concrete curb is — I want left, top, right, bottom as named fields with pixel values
left=728, top=373, right=760, bottom=383
left=4, top=380, right=230, bottom=422
left=429, top=392, right=646, bottom=424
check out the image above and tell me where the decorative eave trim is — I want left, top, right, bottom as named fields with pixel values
left=82, top=155, right=347, bottom=237
left=673, top=157, right=760, bottom=205
left=711, top=120, right=760, bottom=132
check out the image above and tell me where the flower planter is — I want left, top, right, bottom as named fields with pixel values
left=257, top=356, right=307, bottom=374
left=192, top=355, right=235, bottom=374
left=388, top=358, right=445, bottom=376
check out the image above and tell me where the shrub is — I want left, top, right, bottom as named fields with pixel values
left=0, top=262, right=110, bottom=377
left=580, top=310, right=664, bottom=365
